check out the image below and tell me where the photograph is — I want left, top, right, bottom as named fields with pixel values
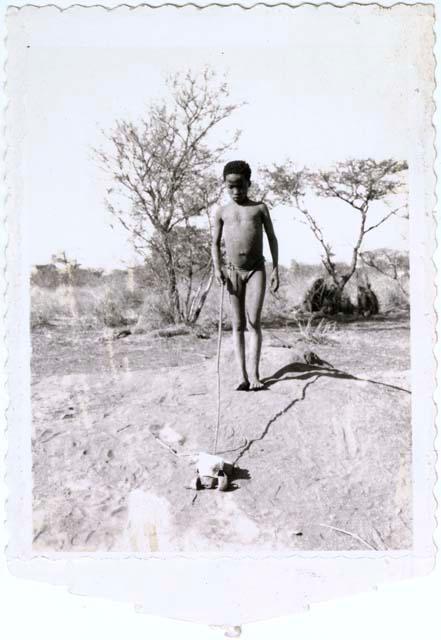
left=5, top=4, right=434, bottom=560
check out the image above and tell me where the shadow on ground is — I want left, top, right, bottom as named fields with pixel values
left=262, top=362, right=411, bottom=394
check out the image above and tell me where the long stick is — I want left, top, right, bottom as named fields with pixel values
left=213, top=283, right=225, bottom=454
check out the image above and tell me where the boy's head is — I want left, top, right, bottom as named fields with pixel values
left=223, top=160, right=251, bottom=204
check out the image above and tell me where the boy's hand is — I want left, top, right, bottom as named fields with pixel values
left=215, top=269, right=226, bottom=286
left=270, top=267, right=279, bottom=293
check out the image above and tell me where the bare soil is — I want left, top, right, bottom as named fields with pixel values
left=32, top=315, right=411, bottom=552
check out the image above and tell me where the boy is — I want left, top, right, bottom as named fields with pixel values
left=212, top=160, right=279, bottom=390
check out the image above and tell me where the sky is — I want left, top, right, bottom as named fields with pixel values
left=8, top=4, right=428, bottom=269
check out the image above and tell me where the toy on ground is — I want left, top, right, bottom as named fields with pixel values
left=189, top=452, right=233, bottom=491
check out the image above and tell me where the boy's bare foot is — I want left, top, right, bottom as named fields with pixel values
left=235, top=380, right=250, bottom=391
left=249, top=378, right=265, bottom=391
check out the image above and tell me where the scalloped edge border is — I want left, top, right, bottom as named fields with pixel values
left=4, top=1, right=439, bottom=11
left=1, top=0, right=438, bottom=627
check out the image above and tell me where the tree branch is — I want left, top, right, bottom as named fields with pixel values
left=364, top=206, right=407, bottom=234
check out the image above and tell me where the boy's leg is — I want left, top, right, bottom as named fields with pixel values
left=245, top=267, right=266, bottom=389
left=227, top=277, right=249, bottom=390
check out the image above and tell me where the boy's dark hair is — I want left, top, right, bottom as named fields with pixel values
left=223, top=160, right=252, bottom=182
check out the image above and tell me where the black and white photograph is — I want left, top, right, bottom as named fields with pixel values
left=3, top=1, right=437, bottom=625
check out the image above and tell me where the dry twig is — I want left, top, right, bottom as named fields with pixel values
left=317, top=523, right=377, bottom=550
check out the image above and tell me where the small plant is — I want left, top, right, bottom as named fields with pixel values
left=293, top=312, right=337, bottom=345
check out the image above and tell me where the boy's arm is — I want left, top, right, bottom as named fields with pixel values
left=211, top=208, right=225, bottom=285
left=262, top=204, right=279, bottom=293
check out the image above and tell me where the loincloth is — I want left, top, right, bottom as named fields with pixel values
left=226, top=256, right=265, bottom=295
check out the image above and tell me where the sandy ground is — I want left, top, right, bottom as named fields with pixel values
left=32, top=317, right=411, bottom=552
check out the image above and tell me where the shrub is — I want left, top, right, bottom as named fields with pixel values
left=302, top=277, right=355, bottom=315
left=30, top=286, right=71, bottom=329
left=195, top=282, right=224, bottom=331
left=96, top=289, right=133, bottom=328
left=30, top=283, right=142, bottom=330
left=381, top=286, right=410, bottom=311
left=357, top=284, right=380, bottom=317
left=133, top=291, right=175, bottom=333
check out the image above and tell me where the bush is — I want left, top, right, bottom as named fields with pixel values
left=195, top=282, right=223, bottom=331
left=96, top=289, right=133, bottom=328
left=381, top=286, right=410, bottom=311
left=133, top=291, right=175, bottom=333
left=358, top=270, right=409, bottom=312
left=31, top=266, right=60, bottom=289
left=30, top=283, right=143, bottom=330
left=357, top=284, right=379, bottom=317
left=302, top=277, right=355, bottom=315
left=30, top=287, right=65, bottom=329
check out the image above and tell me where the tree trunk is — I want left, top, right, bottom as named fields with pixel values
left=340, top=207, right=368, bottom=289
left=184, top=249, right=194, bottom=322
left=161, top=233, right=182, bottom=323
left=321, top=259, right=340, bottom=288
left=188, top=267, right=214, bottom=324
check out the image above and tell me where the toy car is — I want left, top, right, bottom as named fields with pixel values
left=188, top=452, right=232, bottom=491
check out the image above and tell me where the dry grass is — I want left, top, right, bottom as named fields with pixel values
left=292, top=314, right=338, bottom=344
left=31, top=261, right=410, bottom=332
left=31, top=283, right=141, bottom=330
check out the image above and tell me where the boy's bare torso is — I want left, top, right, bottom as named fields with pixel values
left=219, top=200, right=265, bottom=270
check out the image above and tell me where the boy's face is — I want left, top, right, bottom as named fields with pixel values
left=224, top=173, right=250, bottom=204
